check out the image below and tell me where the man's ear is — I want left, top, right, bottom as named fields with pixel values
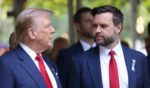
left=74, top=23, right=80, bottom=32
left=28, top=28, right=36, bottom=40
left=115, top=23, right=122, bottom=33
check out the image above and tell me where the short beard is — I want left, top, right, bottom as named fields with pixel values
left=96, top=35, right=116, bottom=47
left=101, top=36, right=115, bottom=47
left=80, top=31, right=94, bottom=39
left=85, top=32, right=94, bottom=39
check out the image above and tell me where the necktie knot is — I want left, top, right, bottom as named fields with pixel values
left=109, top=50, right=115, bottom=61
left=36, top=53, right=42, bottom=61
left=109, top=50, right=115, bottom=56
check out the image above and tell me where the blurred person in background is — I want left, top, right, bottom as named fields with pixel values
left=43, top=37, right=69, bottom=62
left=56, top=7, right=96, bottom=87
left=145, top=22, right=150, bottom=78
left=9, top=32, right=18, bottom=50
left=0, top=45, right=9, bottom=56
left=121, top=40, right=130, bottom=48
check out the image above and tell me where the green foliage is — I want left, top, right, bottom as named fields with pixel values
left=138, top=4, right=150, bottom=26
left=0, top=0, right=150, bottom=46
left=82, top=0, right=128, bottom=8
left=26, top=0, right=68, bottom=17
left=1, top=0, right=12, bottom=8
left=143, top=0, right=150, bottom=12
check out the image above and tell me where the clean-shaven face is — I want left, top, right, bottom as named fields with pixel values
left=33, top=14, right=55, bottom=50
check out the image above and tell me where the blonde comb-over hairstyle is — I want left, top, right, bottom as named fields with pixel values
left=14, top=8, right=53, bottom=43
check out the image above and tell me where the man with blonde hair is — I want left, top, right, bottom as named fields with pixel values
left=0, top=8, right=62, bottom=88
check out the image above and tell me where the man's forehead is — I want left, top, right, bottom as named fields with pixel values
left=81, top=12, right=93, bottom=19
left=95, top=12, right=113, bottom=18
left=93, top=13, right=113, bottom=22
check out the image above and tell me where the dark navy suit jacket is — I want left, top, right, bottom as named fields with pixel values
left=56, top=41, right=84, bottom=87
left=0, top=45, right=62, bottom=88
left=67, top=46, right=150, bottom=88
left=147, top=55, right=150, bottom=79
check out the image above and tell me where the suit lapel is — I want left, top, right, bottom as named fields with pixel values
left=87, top=46, right=136, bottom=88
left=44, top=57, right=62, bottom=88
left=15, top=46, right=47, bottom=88
left=75, top=41, right=84, bottom=53
left=122, top=47, right=136, bottom=88
left=87, top=46, right=103, bottom=88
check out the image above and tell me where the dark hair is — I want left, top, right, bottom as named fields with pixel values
left=73, top=7, right=92, bottom=23
left=53, top=37, right=68, bottom=46
left=91, top=5, right=123, bottom=26
left=148, top=22, right=150, bottom=35
left=121, top=40, right=129, bottom=48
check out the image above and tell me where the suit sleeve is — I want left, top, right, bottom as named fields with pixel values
left=0, top=59, right=14, bottom=88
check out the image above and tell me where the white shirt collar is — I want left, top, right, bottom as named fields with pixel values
left=19, top=43, right=37, bottom=61
left=99, top=41, right=122, bottom=56
left=20, top=43, right=58, bottom=88
left=112, top=42, right=123, bottom=57
left=80, top=39, right=96, bottom=51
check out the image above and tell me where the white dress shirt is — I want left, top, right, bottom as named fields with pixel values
left=20, top=43, right=58, bottom=88
left=99, top=42, right=128, bottom=88
left=80, top=39, right=96, bottom=51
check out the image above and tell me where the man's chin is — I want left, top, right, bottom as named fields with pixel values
left=96, top=39, right=104, bottom=44
left=47, top=44, right=52, bottom=49
left=87, top=34, right=95, bottom=39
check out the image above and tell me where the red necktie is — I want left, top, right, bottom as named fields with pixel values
left=109, top=50, right=119, bottom=88
left=36, top=54, right=53, bottom=88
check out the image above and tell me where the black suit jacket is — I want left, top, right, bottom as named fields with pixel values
left=56, top=41, right=84, bottom=87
